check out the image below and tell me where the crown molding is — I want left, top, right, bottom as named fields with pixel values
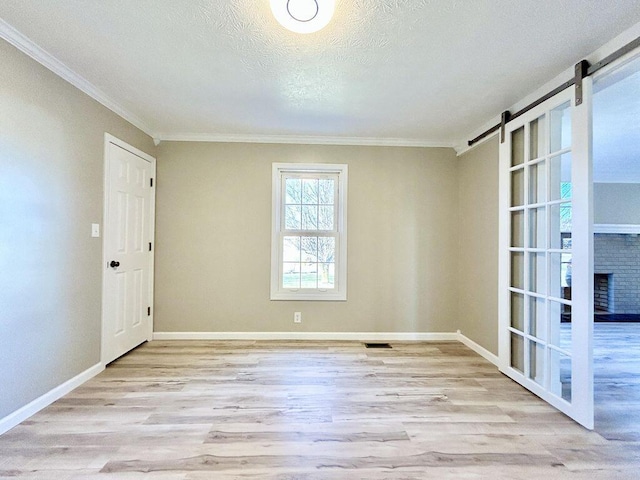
left=156, top=132, right=453, bottom=149
left=0, top=18, right=455, bottom=151
left=453, top=125, right=499, bottom=156
left=0, top=18, right=155, bottom=138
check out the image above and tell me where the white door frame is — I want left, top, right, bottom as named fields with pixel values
left=498, top=84, right=594, bottom=429
left=101, top=133, right=156, bottom=366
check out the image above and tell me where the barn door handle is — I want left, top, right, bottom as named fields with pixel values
left=109, top=261, right=120, bottom=268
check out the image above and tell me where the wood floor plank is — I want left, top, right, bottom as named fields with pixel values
left=1, top=325, right=638, bottom=478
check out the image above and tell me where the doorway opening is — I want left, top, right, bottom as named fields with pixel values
left=592, top=53, right=640, bottom=441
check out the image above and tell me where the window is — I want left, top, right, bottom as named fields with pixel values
left=271, top=163, right=348, bottom=301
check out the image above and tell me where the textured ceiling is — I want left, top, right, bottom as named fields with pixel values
left=1, top=0, right=640, bottom=148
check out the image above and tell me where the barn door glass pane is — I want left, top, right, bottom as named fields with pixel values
left=507, top=102, right=573, bottom=404
left=511, top=333, right=525, bottom=373
left=511, top=292, right=525, bottom=330
left=511, top=211, right=525, bottom=247
left=529, top=161, right=546, bottom=204
left=511, top=169, right=525, bottom=206
left=512, top=127, right=525, bottom=166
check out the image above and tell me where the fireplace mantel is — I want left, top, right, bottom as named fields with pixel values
left=594, top=224, right=640, bottom=234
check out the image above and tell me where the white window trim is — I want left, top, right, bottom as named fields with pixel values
left=271, top=163, right=348, bottom=301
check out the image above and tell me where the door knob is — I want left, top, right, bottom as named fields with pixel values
left=109, top=260, right=120, bottom=268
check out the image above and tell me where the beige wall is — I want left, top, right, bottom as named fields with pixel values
left=0, top=39, right=155, bottom=419
left=594, top=183, right=640, bottom=224
left=154, top=142, right=459, bottom=334
left=0, top=33, right=501, bottom=423
left=456, top=138, right=500, bottom=355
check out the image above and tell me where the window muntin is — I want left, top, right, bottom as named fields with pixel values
left=271, top=164, right=347, bottom=301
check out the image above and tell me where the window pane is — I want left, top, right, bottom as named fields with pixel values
left=511, top=333, right=524, bottom=373
left=550, top=252, right=571, bottom=301
left=559, top=202, right=573, bottom=235
left=529, top=252, right=546, bottom=294
left=529, top=207, right=546, bottom=249
left=319, top=263, right=335, bottom=288
left=511, top=169, right=524, bottom=207
left=511, top=211, right=524, bottom=248
left=529, top=161, right=545, bottom=204
left=283, top=236, right=301, bottom=262
left=550, top=349, right=572, bottom=402
left=302, top=179, right=319, bottom=204
left=286, top=178, right=302, bottom=204
left=549, top=301, right=572, bottom=352
left=301, top=205, right=318, bottom=230
left=511, top=252, right=524, bottom=290
left=549, top=153, right=572, bottom=201
left=300, top=236, right=318, bottom=261
left=550, top=203, right=572, bottom=249
left=318, top=237, right=336, bottom=263
left=285, top=205, right=301, bottom=229
left=318, top=206, right=334, bottom=230
left=529, top=296, right=546, bottom=340
left=319, top=179, right=334, bottom=204
left=511, top=127, right=525, bottom=167
left=511, top=292, right=524, bottom=331
left=550, top=101, right=571, bottom=153
left=529, top=115, right=545, bottom=160
left=301, top=267, right=318, bottom=289
left=283, top=263, right=301, bottom=289
left=529, top=340, right=545, bottom=386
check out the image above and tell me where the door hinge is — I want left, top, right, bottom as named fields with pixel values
left=147, top=306, right=151, bottom=316
left=149, top=242, right=152, bottom=252
left=150, top=178, right=154, bottom=187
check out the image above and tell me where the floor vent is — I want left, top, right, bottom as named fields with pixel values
left=365, top=343, right=392, bottom=349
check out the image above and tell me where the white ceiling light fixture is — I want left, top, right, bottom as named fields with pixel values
left=270, top=0, right=336, bottom=34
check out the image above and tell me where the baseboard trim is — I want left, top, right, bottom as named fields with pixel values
left=456, top=330, right=499, bottom=366
left=0, top=363, right=104, bottom=435
left=153, top=331, right=460, bottom=342
left=153, top=331, right=499, bottom=364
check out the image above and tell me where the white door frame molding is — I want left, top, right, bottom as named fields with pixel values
left=101, top=133, right=156, bottom=366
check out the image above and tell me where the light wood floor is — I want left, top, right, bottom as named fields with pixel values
left=1, top=327, right=639, bottom=479
left=594, top=322, right=640, bottom=442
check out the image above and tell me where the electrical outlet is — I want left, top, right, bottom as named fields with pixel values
left=294, top=312, right=302, bottom=323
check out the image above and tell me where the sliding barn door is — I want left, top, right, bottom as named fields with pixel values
left=499, top=85, right=593, bottom=429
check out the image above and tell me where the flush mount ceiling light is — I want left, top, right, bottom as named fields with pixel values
left=270, top=0, right=336, bottom=34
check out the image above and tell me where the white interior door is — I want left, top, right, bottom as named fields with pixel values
left=499, top=84, right=594, bottom=429
left=102, top=134, right=155, bottom=365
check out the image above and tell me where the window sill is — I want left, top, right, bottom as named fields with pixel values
left=270, top=291, right=347, bottom=302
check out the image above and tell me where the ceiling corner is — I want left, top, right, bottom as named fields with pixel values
left=0, top=17, right=155, bottom=138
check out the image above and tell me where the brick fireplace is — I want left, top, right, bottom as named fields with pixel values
left=594, top=273, right=612, bottom=313
left=594, top=233, right=640, bottom=318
